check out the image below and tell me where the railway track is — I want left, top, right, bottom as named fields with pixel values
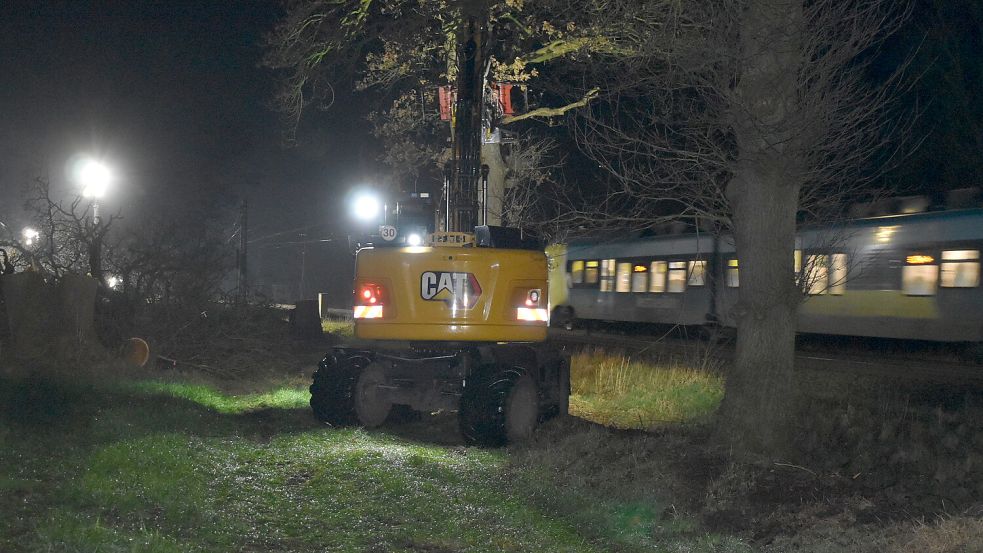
left=323, top=308, right=981, bottom=385
left=548, top=328, right=983, bottom=386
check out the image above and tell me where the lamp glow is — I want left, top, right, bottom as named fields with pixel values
left=78, top=159, right=113, bottom=199
left=352, top=193, right=381, bottom=221
left=22, top=227, right=39, bottom=246
left=407, top=233, right=423, bottom=246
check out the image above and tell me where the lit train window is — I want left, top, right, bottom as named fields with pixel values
left=830, top=254, right=847, bottom=295
left=585, top=260, right=599, bottom=285
left=801, top=254, right=847, bottom=295
left=631, top=264, right=648, bottom=293
left=688, top=260, right=707, bottom=286
left=793, top=250, right=803, bottom=287
left=727, top=259, right=739, bottom=288
left=600, top=259, right=616, bottom=292
left=941, top=250, right=980, bottom=288
left=570, top=260, right=584, bottom=285
left=668, top=262, right=687, bottom=293
left=616, top=262, right=632, bottom=293
left=902, top=254, right=938, bottom=296
left=649, top=261, right=667, bottom=293
left=805, top=255, right=829, bottom=295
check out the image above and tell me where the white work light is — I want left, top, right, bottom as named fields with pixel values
left=352, top=193, right=381, bottom=222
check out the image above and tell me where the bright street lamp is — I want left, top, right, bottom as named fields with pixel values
left=76, top=158, right=113, bottom=223
left=21, top=227, right=39, bottom=247
left=74, top=156, right=114, bottom=286
left=351, top=192, right=381, bottom=222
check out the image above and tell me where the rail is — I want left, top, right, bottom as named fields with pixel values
left=548, top=328, right=983, bottom=386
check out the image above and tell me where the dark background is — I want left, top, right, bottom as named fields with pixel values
left=0, top=1, right=377, bottom=304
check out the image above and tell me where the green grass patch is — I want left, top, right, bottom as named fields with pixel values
left=321, top=319, right=354, bottom=336
left=131, top=381, right=309, bottom=413
left=570, top=349, right=724, bottom=428
left=0, top=374, right=742, bottom=552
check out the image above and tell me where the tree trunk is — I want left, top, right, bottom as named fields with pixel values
left=717, top=167, right=800, bottom=457
left=715, top=0, right=804, bottom=458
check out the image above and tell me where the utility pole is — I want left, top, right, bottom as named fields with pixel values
left=237, top=199, right=248, bottom=303
left=299, top=235, right=307, bottom=301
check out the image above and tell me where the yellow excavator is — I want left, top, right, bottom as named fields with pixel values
left=309, top=16, right=569, bottom=445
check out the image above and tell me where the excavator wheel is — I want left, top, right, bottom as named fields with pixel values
left=459, top=367, right=538, bottom=447
left=310, top=353, right=366, bottom=426
left=352, top=362, right=393, bottom=428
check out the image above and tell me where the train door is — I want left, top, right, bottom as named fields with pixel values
left=932, top=246, right=983, bottom=341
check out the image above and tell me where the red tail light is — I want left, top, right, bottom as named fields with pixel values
left=354, top=283, right=385, bottom=319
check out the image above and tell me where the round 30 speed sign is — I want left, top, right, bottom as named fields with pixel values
left=378, top=225, right=397, bottom=241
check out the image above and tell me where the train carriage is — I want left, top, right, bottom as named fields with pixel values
left=549, top=209, right=983, bottom=344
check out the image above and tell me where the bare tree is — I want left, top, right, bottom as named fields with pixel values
left=566, top=0, right=913, bottom=456
left=0, top=175, right=119, bottom=283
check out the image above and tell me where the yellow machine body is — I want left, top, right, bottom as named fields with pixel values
left=353, top=245, right=549, bottom=342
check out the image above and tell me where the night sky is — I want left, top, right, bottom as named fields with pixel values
left=0, top=1, right=376, bottom=240
left=0, top=1, right=380, bottom=300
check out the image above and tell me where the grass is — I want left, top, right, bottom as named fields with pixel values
left=312, top=321, right=724, bottom=430
left=569, top=348, right=724, bottom=429
left=321, top=318, right=354, bottom=336
left=130, top=381, right=310, bottom=413
left=0, top=367, right=742, bottom=553
left=5, top=349, right=978, bottom=552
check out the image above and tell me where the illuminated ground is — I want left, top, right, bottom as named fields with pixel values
left=3, top=355, right=981, bottom=552
left=0, top=377, right=744, bottom=552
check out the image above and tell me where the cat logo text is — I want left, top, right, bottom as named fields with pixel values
left=420, top=271, right=482, bottom=309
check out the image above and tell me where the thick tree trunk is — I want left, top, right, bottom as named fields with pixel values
left=717, top=168, right=800, bottom=457
left=715, top=0, right=804, bottom=458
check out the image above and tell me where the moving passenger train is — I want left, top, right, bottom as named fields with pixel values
left=547, top=208, right=983, bottom=344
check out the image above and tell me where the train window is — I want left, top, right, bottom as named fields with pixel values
left=727, top=259, right=739, bottom=288
left=688, top=260, right=707, bottom=286
left=585, top=260, right=599, bottom=285
left=649, top=261, right=667, bottom=292
left=616, top=262, right=632, bottom=293
left=631, top=264, right=648, bottom=293
left=794, top=250, right=803, bottom=287
left=830, top=254, right=847, bottom=295
left=941, top=250, right=980, bottom=288
left=570, top=260, right=584, bottom=285
left=902, top=254, right=938, bottom=296
left=668, top=261, right=687, bottom=293
left=805, top=255, right=829, bottom=295
left=600, top=259, right=616, bottom=292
